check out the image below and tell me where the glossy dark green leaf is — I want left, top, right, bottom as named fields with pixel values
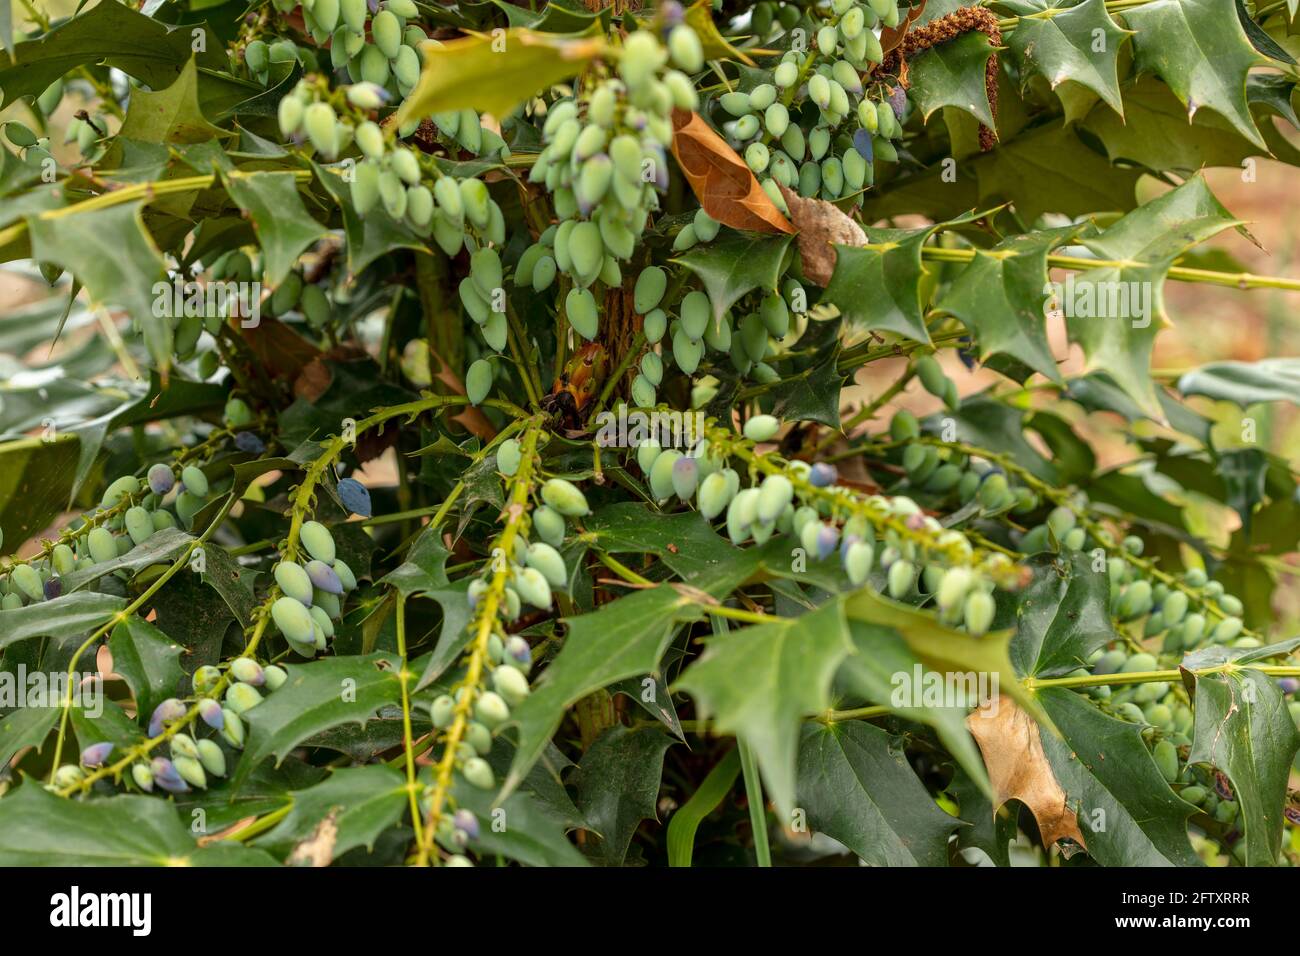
left=62, top=527, right=193, bottom=593
left=1037, top=687, right=1201, bottom=866
left=836, top=620, right=989, bottom=794
left=1123, top=0, right=1264, bottom=148
left=0, top=2, right=226, bottom=109
left=0, top=706, right=59, bottom=770
left=453, top=776, right=590, bottom=866
left=676, top=601, right=850, bottom=816
left=572, top=725, right=675, bottom=866
left=796, top=721, right=959, bottom=866
left=1065, top=176, right=1245, bottom=417
left=1003, top=551, right=1116, bottom=678
left=938, top=225, right=1079, bottom=382
left=1007, top=0, right=1129, bottom=115
left=254, top=765, right=409, bottom=862
left=116, top=57, right=229, bottom=145
left=0, top=591, right=127, bottom=648
left=1186, top=665, right=1300, bottom=866
left=107, top=616, right=185, bottom=719
left=503, top=585, right=693, bottom=797
left=672, top=231, right=794, bottom=323
left=0, top=434, right=82, bottom=552
left=234, top=653, right=404, bottom=788
left=222, top=170, right=327, bottom=287
left=908, top=30, right=996, bottom=128
left=0, top=784, right=277, bottom=866
left=27, top=202, right=170, bottom=371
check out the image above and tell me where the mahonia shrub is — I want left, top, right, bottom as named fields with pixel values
left=0, top=0, right=1299, bottom=868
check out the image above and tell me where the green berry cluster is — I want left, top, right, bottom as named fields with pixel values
left=526, top=26, right=703, bottom=333
left=716, top=0, right=907, bottom=213
left=269, top=520, right=360, bottom=657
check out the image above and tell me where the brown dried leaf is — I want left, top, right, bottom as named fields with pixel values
left=881, top=0, right=928, bottom=54
left=670, top=109, right=795, bottom=235
left=966, top=695, right=1088, bottom=851
left=240, top=315, right=323, bottom=383
left=293, top=357, right=333, bottom=403
left=286, top=810, right=339, bottom=867
left=778, top=184, right=867, bottom=287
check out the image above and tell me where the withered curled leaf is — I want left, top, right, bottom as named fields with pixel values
left=670, top=109, right=795, bottom=236
left=967, top=695, right=1088, bottom=851
left=778, top=184, right=867, bottom=287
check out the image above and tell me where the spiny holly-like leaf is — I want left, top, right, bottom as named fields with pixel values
left=670, top=109, right=795, bottom=235
left=676, top=601, right=851, bottom=817
left=1083, top=77, right=1278, bottom=174
left=1123, top=0, right=1265, bottom=147
left=254, top=765, right=409, bottom=863
left=1036, top=688, right=1201, bottom=866
left=972, top=123, right=1143, bottom=222
left=1000, top=551, right=1116, bottom=678
left=0, top=591, right=127, bottom=648
left=1007, top=0, right=1130, bottom=117
left=1175, top=358, right=1300, bottom=407
left=835, top=620, right=990, bottom=795
left=234, top=653, right=404, bottom=788
left=454, top=776, right=590, bottom=866
left=908, top=30, right=996, bottom=128
left=0, top=706, right=60, bottom=770
left=823, top=223, right=950, bottom=343
left=396, top=27, right=606, bottom=127
left=27, top=202, right=170, bottom=371
left=937, top=224, right=1079, bottom=382
left=62, top=527, right=193, bottom=593
left=846, top=587, right=1046, bottom=727
left=572, top=725, right=675, bottom=866
left=672, top=230, right=795, bottom=322
left=1185, top=663, right=1300, bottom=866
left=503, top=586, right=697, bottom=798
left=0, top=785, right=277, bottom=866
left=0, top=434, right=81, bottom=553
left=107, top=616, right=185, bottom=720
left=222, top=170, right=327, bottom=287
left=115, top=57, right=229, bottom=145
left=1066, top=175, right=1247, bottom=417
left=797, top=720, right=961, bottom=866
left=0, top=2, right=225, bottom=109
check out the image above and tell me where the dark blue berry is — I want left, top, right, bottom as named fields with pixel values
left=337, top=477, right=373, bottom=518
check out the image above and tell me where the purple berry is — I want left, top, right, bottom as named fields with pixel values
left=1278, top=677, right=1299, bottom=695
left=660, top=0, right=685, bottom=26
left=43, top=577, right=62, bottom=601
left=306, top=559, right=344, bottom=595
left=852, top=128, right=873, bottom=162
left=147, top=463, right=175, bottom=495
left=198, top=698, right=225, bottom=729
left=888, top=85, right=907, bottom=119
left=80, top=742, right=114, bottom=767
left=809, top=462, right=838, bottom=488
left=150, top=757, right=189, bottom=793
left=815, top=523, right=840, bottom=561
left=505, top=635, right=532, bottom=668
left=452, top=808, right=480, bottom=840
left=234, top=431, right=266, bottom=454
left=337, top=477, right=373, bottom=517
left=147, top=698, right=186, bottom=737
